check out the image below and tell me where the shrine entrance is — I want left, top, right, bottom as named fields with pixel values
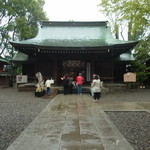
left=10, top=21, right=138, bottom=85
left=62, top=60, right=85, bottom=77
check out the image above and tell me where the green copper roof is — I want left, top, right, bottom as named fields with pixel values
left=12, top=52, right=28, bottom=62
left=10, top=21, right=136, bottom=48
left=117, top=53, right=135, bottom=61
left=0, top=58, right=9, bottom=64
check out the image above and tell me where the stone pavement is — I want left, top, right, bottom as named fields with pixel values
left=6, top=94, right=149, bottom=150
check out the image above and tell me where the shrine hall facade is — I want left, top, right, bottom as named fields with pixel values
left=10, top=21, right=137, bottom=84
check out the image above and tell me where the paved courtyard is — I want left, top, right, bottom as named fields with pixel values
left=0, top=88, right=150, bottom=150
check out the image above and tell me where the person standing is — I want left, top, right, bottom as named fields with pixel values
left=45, top=78, right=53, bottom=96
left=62, top=75, right=69, bottom=95
left=68, top=75, right=74, bottom=94
left=90, top=74, right=96, bottom=97
left=76, top=73, right=84, bottom=95
left=91, top=75, right=102, bottom=102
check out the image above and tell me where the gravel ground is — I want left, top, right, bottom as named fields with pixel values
left=105, top=111, right=150, bottom=150
left=0, top=87, right=150, bottom=150
left=0, top=88, right=53, bottom=150
left=102, top=89, right=150, bottom=150
left=102, top=88, right=150, bottom=102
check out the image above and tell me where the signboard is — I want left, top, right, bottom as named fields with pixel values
left=62, top=60, right=85, bottom=68
left=123, top=72, right=136, bottom=82
left=16, top=75, right=28, bottom=83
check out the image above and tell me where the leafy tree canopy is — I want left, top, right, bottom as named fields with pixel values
left=99, top=0, right=150, bottom=40
left=99, top=0, right=150, bottom=84
left=0, top=0, right=48, bottom=58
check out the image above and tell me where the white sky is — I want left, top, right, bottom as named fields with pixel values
left=43, top=0, right=107, bottom=21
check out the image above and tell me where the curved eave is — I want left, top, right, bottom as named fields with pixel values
left=11, top=52, right=29, bottom=62
left=10, top=40, right=138, bottom=49
left=10, top=43, right=110, bottom=55
left=10, top=41, right=138, bottom=56
left=112, top=41, right=138, bottom=47
left=0, top=58, right=9, bottom=64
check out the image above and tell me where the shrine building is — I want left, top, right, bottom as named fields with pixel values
left=10, top=21, right=138, bottom=85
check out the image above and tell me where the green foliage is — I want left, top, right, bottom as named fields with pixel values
left=136, top=71, right=149, bottom=85
left=98, top=0, right=123, bottom=39
left=132, top=36, right=150, bottom=84
left=132, top=62, right=150, bottom=84
left=99, top=0, right=150, bottom=84
left=0, top=0, right=48, bottom=58
left=134, top=37, right=150, bottom=61
left=4, top=63, right=22, bottom=75
left=99, top=0, right=150, bottom=40
left=0, top=0, right=48, bottom=76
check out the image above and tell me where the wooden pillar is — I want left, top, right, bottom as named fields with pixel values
left=86, top=62, right=91, bottom=81
left=111, top=50, right=114, bottom=82
left=53, top=58, right=58, bottom=85
left=34, top=52, right=38, bottom=74
left=91, top=58, right=95, bottom=77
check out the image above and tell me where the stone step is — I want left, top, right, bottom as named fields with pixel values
left=57, top=86, right=91, bottom=94
left=17, top=83, right=127, bottom=93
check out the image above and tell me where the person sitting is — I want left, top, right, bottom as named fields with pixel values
left=35, top=82, right=45, bottom=97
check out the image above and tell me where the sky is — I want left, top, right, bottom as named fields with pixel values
left=43, top=0, right=107, bottom=21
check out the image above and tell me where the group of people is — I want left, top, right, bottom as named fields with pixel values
left=61, top=75, right=74, bottom=95
left=61, top=73, right=103, bottom=103
left=35, top=72, right=103, bottom=102
left=61, top=73, right=84, bottom=95
left=35, top=72, right=54, bottom=97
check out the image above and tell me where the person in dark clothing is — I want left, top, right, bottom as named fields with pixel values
left=68, top=75, right=74, bottom=94
left=62, top=75, right=69, bottom=95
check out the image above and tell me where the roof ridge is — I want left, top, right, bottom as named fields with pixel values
left=40, top=20, right=108, bottom=27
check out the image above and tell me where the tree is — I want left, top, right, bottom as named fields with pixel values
left=133, top=36, right=150, bottom=85
left=99, top=0, right=150, bottom=85
left=98, top=0, right=124, bottom=39
left=99, top=0, right=150, bottom=40
left=0, top=0, right=48, bottom=58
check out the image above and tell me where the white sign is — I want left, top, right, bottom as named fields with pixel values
left=16, top=75, right=28, bottom=83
